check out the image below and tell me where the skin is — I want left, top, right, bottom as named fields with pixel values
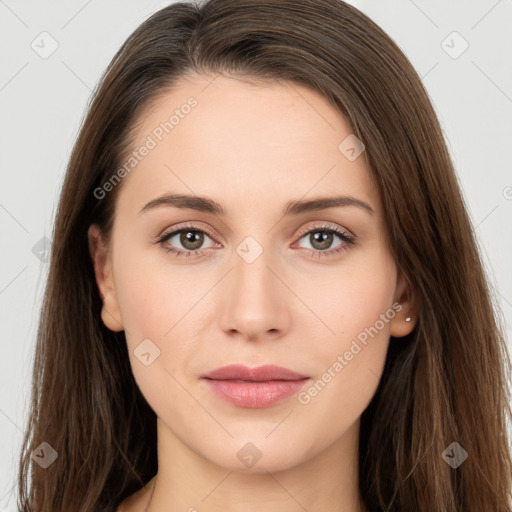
left=88, top=73, right=417, bottom=512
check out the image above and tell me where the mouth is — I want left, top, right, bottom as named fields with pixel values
left=201, top=364, right=311, bottom=408
left=201, top=363, right=309, bottom=381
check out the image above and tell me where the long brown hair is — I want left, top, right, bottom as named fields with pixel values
left=17, top=0, right=512, bottom=510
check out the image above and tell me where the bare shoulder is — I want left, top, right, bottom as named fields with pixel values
left=116, top=494, right=134, bottom=512
left=116, top=476, right=156, bottom=512
left=116, top=486, right=148, bottom=512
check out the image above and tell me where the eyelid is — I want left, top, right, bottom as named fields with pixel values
left=294, top=222, right=354, bottom=240
left=157, top=221, right=219, bottom=243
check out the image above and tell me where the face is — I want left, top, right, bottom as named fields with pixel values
left=89, top=73, right=415, bottom=473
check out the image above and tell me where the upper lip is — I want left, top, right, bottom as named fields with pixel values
left=201, top=364, right=309, bottom=381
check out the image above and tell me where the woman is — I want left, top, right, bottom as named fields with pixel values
left=17, top=0, right=512, bottom=510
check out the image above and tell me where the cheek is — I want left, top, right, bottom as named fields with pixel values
left=111, top=248, right=216, bottom=390
left=110, top=248, right=180, bottom=370
left=112, top=264, right=198, bottom=421
left=112, top=240, right=201, bottom=340
left=115, top=269, right=171, bottom=340
left=294, top=253, right=397, bottom=429
left=297, top=249, right=397, bottom=349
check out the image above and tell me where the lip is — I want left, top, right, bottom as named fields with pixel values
left=201, top=364, right=309, bottom=381
left=201, top=364, right=311, bottom=408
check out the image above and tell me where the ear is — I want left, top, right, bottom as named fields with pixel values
left=390, top=270, right=419, bottom=338
left=87, top=224, right=124, bottom=332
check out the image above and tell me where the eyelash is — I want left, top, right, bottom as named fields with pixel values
left=155, top=223, right=356, bottom=259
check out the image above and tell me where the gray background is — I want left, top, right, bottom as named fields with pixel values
left=1, top=0, right=511, bottom=509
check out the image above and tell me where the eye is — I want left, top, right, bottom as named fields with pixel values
left=155, top=222, right=355, bottom=259
left=156, top=224, right=219, bottom=257
left=294, top=224, right=355, bottom=257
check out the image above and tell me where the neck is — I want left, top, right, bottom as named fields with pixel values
left=145, top=416, right=365, bottom=512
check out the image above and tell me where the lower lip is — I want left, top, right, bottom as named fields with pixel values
left=203, top=378, right=310, bottom=408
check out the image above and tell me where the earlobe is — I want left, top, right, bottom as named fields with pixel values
left=87, top=224, right=124, bottom=332
left=390, top=270, right=418, bottom=338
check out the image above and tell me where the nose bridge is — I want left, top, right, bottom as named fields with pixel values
left=232, top=233, right=276, bottom=298
left=218, top=231, right=288, bottom=337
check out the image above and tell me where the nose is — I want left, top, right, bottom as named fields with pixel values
left=218, top=239, right=291, bottom=342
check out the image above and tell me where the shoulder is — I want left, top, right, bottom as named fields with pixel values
left=116, top=489, right=145, bottom=512
left=116, top=476, right=155, bottom=512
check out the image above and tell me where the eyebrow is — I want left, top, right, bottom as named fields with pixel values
left=139, top=193, right=374, bottom=216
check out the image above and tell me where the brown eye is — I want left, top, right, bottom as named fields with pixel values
left=308, top=231, right=335, bottom=251
left=179, top=230, right=205, bottom=250
left=294, top=224, right=356, bottom=258
left=157, top=226, right=218, bottom=256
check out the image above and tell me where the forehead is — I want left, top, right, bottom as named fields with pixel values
left=116, top=73, right=381, bottom=218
